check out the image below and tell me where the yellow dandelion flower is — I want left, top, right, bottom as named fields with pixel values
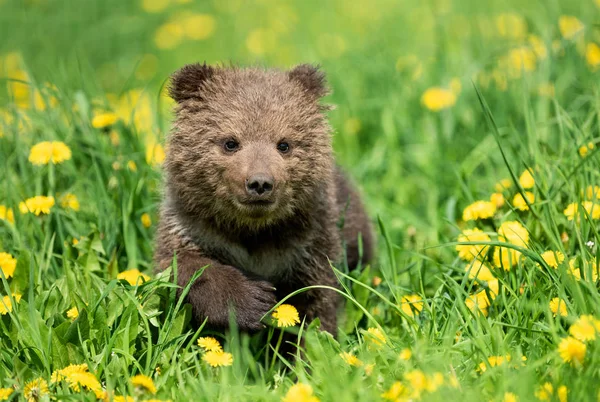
left=283, top=383, right=319, bottom=402
left=381, top=382, right=409, bottom=401
left=564, top=202, right=600, bottom=221
left=131, top=374, right=157, bottom=394
left=462, top=200, right=496, bottom=221
left=557, top=385, right=568, bottom=402
left=181, top=13, right=216, bottom=40
left=245, top=28, right=278, bottom=56
left=91, top=112, right=118, bottom=129
left=496, top=13, right=527, bottom=39
left=202, top=351, right=233, bottom=367
left=490, top=192, right=505, bottom=208
left=421, top=87, right=457, bottom=111
left=456, top=228, right=491, bottom=261
left=529, top=34, right=548, bottom=59
left=117, top=269, right=151, bottom=286
left=477, top=355, right=511, bottom=373
left=65, top=371, right=102, bottom=393
left=493, top=247, right=522, bottom=270
left=495, top=178, right=512, bottom=192
left=339, top=352, right=363, bottom=367
left=272, top=304, right=300, bottom=327
left=364, top=363, right=375, bottom=376
left=0, top=206, right=15, bottom=224
left=502, top=392, right=518, bottom=402
left=519, top=169, right=534, bottom=189
left=29, top=141, right=72, bottom=165
left=51, top=363, right=89, bottom=383
left=0, top=252, right=16, bottom=279
left=466, top=259, right=495, bottom=281
left=400, top=294, right=424, bottom=317
left=466, top=291, right=491, bottom=316
left=426, top=372, right=444, bottom=392
left=558, top=336, right=586, bottom=365
left=141, top=0, right=170, bottom=13
left=127, top=160, right=137, bottom=171
left=365, top=327, right=386, bottom=347
left=24, top=378, right=49, bottom=402
left=154, top=22, right=184, bottom=50
left=506, top=46, right=537, bottom=76
left=579, top=142, right=595, bottom=157
left=569, top=315, right=598, bottom=342
left=584, top=185, right=600, bottom=200
left=19, top=196, right=55, bottom=215
left=535, top=382, right=553, bottom=401
left=114, top=397, right=134, bottom=402
left=498, top=221, right=529, bottom=247
left=405, top=369, right=428, bottom=396
left=559, top=16, right=584, bottom=40
left=0, top=388, right=13, bottom=400
left=141, top=213, right=152, bottom=228
left=66, top=307, right=79, bottom=320
left=399, top=348, right=412, bottom=360
left=145, top=143, right=166, bottom=166
left=586, top=43, right=600, bottom=70
left=0, top=294, right=21, bottom=315
left=549, top=298, right=567, bottom=317
left=197, top=336, right=222, bottom=352
left=60, top=193, right=80, bottom=211
left=540, top=251, right=565, bottom=269
left=512, top=192, right=535, bottom=211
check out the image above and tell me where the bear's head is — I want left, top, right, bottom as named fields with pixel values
left=165, top=64, right=334, bottom=231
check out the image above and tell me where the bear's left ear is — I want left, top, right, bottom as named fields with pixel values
left=169, top=63, right=216, bottom=103
left=288, top=64, right=329, bottom=98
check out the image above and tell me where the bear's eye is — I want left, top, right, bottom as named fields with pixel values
left=224, top=140, right=239, bottom=152
left=277, top=142, right=290, bottom=153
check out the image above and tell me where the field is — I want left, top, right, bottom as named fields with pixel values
left=1, top=0, right=600, bottom=400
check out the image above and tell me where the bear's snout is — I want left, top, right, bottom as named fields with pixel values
left=245, top=173, right=274, bottom=196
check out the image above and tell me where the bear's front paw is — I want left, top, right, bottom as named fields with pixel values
left=233, top=278, right=277, bottom=332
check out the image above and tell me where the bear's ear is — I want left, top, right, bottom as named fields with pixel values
left=288, top=64, right=329, bottom=98
left=169, top=63, right=216, bottom=103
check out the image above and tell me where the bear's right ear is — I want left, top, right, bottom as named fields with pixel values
left=168, top=63, right=215, bottom=103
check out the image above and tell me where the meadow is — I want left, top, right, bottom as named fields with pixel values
left=1, top=0, right=600, bottom=400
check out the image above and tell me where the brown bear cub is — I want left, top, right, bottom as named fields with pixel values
left=155, top=63, right=374, bottom=336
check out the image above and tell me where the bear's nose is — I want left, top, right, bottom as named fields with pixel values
left=246, top=173, right=274, bottom=196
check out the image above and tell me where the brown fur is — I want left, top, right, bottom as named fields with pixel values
left=155, top=63, right=374, bottom=335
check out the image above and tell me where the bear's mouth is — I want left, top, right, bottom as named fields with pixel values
left=241, top=199, right=274, bottom=207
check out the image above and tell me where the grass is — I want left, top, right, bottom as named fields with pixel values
left=1, top=0, right=600, bottom=400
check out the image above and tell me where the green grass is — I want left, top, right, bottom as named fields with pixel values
left=1, top=0, right=600, bottom=400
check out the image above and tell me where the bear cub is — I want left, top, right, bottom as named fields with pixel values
left=155, top=63, right=374, bottom=335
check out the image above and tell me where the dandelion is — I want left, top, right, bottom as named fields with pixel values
left=145, top=143, right=166, bottom=166
left=519, top=169, right=534, bottom=189
left=127, top=160, right=137, bottom=171
left=0, top=388, right=13, bottom=400
left=91, top=112, right=118, bottom=129
left=456, top=228, right=491, bottom=261
left=141, top=213, right=152, bottom=228
left=535, top=383, right=553, bottom=400
left=117, top=269, right=151, bottom=286
left=65, top=372, right=102, bottom=394
left=584, top=185, right=600, bottom=200
left=400, top=294, right=424, bottom=317
left=466, top=260, right=495, bottom=281
left=19, top=196, right=55, bottom=215
left=493, top=247, right=522, bottom=270
left=498, top=221, right=529, bottom=247
left=558, top=336, right=586, bottom=365
left=405, top=369, right=428, bottom=396
left=114, top=397, right=134, bottom=402
left=462, top=200, right=496, bottom=221
left=477, top=355, right=511, bottom=373
left=399, top=348, right=412, bottom=360
left=381, top=382, right=409, bottom=401
left=141, top=0, right=170, bottom=13
left=0, top=252, right=16, bottom=279
left=60, top=193, right=80, bottom=211
left=586, top=43, right=600, bottom=70
left=339, top=352, right=362, bottom=367
left=549, top=298, right=567, bottom=317
left=558, top=16, right=584, bottom=40
left=529, top=34, right=548, bottom=59
left=557, top=386, right=568, bottom=402
left=466, top=291, right=491, bottom=316
left=540, top=250, right=565, bottom=269
left=512, top=192, right=535, bottom=211
left=564, top=202, right=600, bottom=221
left=503, top=392, right=518, bottom=402
left=495, top=178, right=512, bottom=192
left=154, top=22, right=184, bottom=50
left=495, top=13, right=527, bottom=39
left=272, top=304, right=300, bottom=327
left=23, top=378, right=49, bottom=402
left=365, top=327, right=386, bottom=347
left=0, top=206, right=14, bottom=224
left=579, top=142, right=595, bottom=157
left=421, top=87, right=457, bottom=111
left=181, top=13, right=216, bottom=40
left=197, top=336, right=222, bottom=352
left=29, top=141, right=72, bottom=165
left=0, top=294, right=22, bottom=314
left=427, top=372, right=444, bottom=392
left=490, top=192, right=505, bottom=208
left=67, top=306, right=79, bottom=320
left=202, top=351, right=233, bottom=367
left=131, top=374, right=157, bottom=394
left=569, top=315, right=599, bottom=342
left=283, top=383, right=319, bottom=402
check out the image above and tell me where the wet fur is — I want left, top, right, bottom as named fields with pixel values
left=155, top=63, right=374, bottom=335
